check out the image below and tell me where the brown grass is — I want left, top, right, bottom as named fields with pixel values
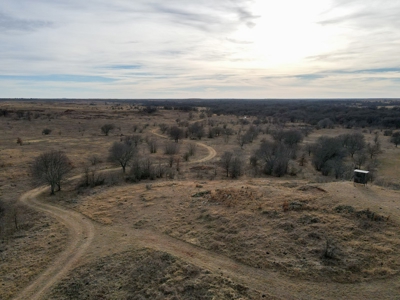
left=48, top=248, right=262, bottom=300
left=53, top=179, right=400, bottom=284
left=2, top=100, right=400, bottom=298
left=0, top=207, right=68, bottom=300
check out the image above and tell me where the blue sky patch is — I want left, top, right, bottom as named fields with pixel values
left=0, top=74, right=116, bottom=83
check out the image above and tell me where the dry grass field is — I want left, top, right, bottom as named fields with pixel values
left=1, top=100, right=400, bottom=300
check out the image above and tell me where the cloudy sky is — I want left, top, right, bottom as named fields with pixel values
left=1, top=0, right=400, bottom=98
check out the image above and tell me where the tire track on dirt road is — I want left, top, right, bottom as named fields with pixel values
left=14, top=188, right=95, bottom=300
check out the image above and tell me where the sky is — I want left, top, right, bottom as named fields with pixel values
left=1, top=0, right=400, bottom=99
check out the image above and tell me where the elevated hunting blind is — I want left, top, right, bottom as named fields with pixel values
left=354, top=169, right=369, bottom=185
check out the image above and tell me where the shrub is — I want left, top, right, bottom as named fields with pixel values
left=148, top=139, right=157, bottom=153
left=390, top=132, right=400, bottom=147
left=255, top=141, right=291, bottom=177
left=101, top=123, right=115, bottom=136
left=312, top=136, right=346, bottom=174
left=42, top=128, right=52, bottom=135
left=164, top=142, right=179, bottom=155
left=88, top=155, right=101, bottom=165
left=187, top=143, right=197, bottom=156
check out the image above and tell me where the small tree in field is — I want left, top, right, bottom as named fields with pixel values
left=341, top=133, right=366, bottom=157
left=108, top=142, right=136, bottom=173
left=220, top=151, right=233, bottom=177
left=187, top=143, right=197, bottom=156
left=148, top=139, right=157, bottom=153
left=169, top=126, right=184, bottom=142
left=101, top=123, right=115, bottom=136
left=31, top=151, right=73, bottom=195
left=391, top=132, right=400, bottom=147
left=42, top=128, right=52, bottom=135
left=366, top=142, right=381, bottom=159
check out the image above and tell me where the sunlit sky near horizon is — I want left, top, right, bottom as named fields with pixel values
left=1, top=0, right=400, bottom=99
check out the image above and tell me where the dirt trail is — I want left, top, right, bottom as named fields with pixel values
left=14, top=188, right=95, bottom=300
left=14, top=189, right=400, bottom=300
left=13, top=162, right=400, bottom=299
left=150, top=128, right=217, bottom=163
left=94, top=224, right=400, bottom=300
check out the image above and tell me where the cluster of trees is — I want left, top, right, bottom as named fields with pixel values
left=391, top=132, right=400, bottom=147
left=31, top=135, right=182, bottom=195
left=310, top=133, right=380, bottom=178
left=220, top=151, right=243, bottom=179
left=201, top=99, right=400, bottom=129
left=245, top=129, right=386, bottom=180
left=0, top=108, right=41, bottom=120
left=30, top=104, right=399, bottom=195
left=249, top=129, right=303, bottom=177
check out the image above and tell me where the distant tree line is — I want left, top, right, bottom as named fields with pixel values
left=202, top=100, right=400, bottom=129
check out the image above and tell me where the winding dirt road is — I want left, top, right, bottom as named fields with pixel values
left=13, top=137, right=400, bottom=299
left=15, top=184, right=400, bottom=300
left=15, top=188, right=95, bottom=300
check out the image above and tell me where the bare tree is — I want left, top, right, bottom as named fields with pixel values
left=108, top=142, right=136, bottom=173
left=312, top=136, right=346, bottom=173
left=88, top=155, right=101, bottom=165
left=256, top=141, right=291, bottom=177
left=391, top=132, right=400, bottom=147
left=101, top=123, right=115, bottom=136
left=353, top=151, right=367, bottom=170
left=187, top=143, right=197, bottom=156
left=271, top=128, right=285, bottom=142
left=373, top=132, right=380, bottom=145
left=282, top=129, right=303, bottom=147
left=129, top=157, right=160, bottom=182
left=31, top=150, right=73, bottom=195
left=317, top=118, right=334, bottom=129
left=223, top=127, right=234, bottom=143
left=341, top=133, right=366, bottom=157
left=366, top=142, right=381, bottom=159
left=305, top=143, right=313, bottom=156
left=164, top=142, right=180, bottom=155
left=148, top=138, right=158, bottom=153
left=229, top=156, right=243, bottom=178
left=123, top=135, right=141, bottom=147
left=81, top=164, right=105, bottom=187
left=220, top=151, right=233, bottom=177
left=159, top=123, right=169, bottom=134
left=188, top=122, right=205, bottom=140
left=169, top=126, right=184, bottom=142
left=328, top=158, right=346, bottom=179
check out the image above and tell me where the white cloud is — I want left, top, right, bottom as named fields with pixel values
left=1, top=0, right=400, bottom=98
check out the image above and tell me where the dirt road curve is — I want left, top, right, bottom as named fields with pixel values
left=15, top=185, right=400, bottom=300
left=150, top=128, right=217, bottom=163
left=13, top=139, right=400, bottom=299
left=13, top=135, right=219, bottom=300
left=15, top=188, right=95, bottom=300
